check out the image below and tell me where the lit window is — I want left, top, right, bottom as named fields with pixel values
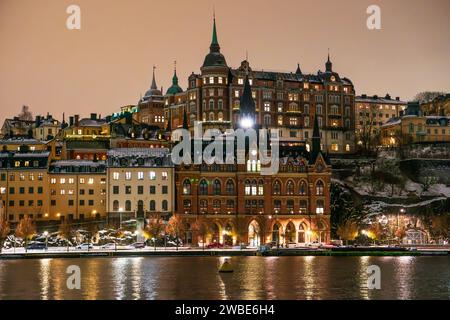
left=162, top=172, right=168, bottom=180
left=51, top=178, right=56, bottom=184
left=331, top=144, right=339, bottom=151
left=238, top=78, right=244, bottom=85
left=88, top=178, right=94, bottom=185
left=149, top=171, right=156, bottom=180
left=60, top=178, right=66, bottom=184
left=138, top=172, right=144, bottom=180
left=69, top=178, right=75, bottom=184
left=79, top=178, right=85, bottom=184
left=218, top=77, right=223, bottom=84
left=15, top=161, right=20, bottom=167
left=60, top=190, right=66, bottom=195
left=234, top=90, right=239, bottom=98
left=345, top=144, right=350, bottom=152
left=113, top=172, right=119, bottom=180
left=125, top=172, right=132, bottom=180
left=209, top=76, right=214, bottom=84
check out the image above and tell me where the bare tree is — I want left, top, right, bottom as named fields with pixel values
left=15, top=216, right=36, bottom=252
left=0, top=220, right=10, bottom=253
left=413, top=91, right=445, bottom=103
left=193, top=217, right=210, bottom=251
left=18, top=105, right=33, bottom=121
left=59, top=220, right=73, bottom=252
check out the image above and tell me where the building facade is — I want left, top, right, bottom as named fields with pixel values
left=106, top=148, right=174, bottom=224
left=135, top=17, right=356, bottom=154
left=48, top=161, right=107, bottom=221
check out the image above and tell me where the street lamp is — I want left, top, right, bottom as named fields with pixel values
left=43, top=231, right=49, bottom=251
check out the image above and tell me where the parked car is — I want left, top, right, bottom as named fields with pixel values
left=26, top=242, right=46, bottom=250
left=206, top=242, right=224, bottom=249
left=101, top=243, right=116, bottom=250
left=306, top=241, right=323, bottom=248
left=76, top=243, right=93, bottom=250
left=129, top=242, right=146, bottom=249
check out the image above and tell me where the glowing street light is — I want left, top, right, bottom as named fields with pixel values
left=240, top=117, right=254, bottom=129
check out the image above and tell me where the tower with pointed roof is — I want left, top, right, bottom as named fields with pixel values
left=136, top=66, right=165, bottom=129
left=167, top=61, right=183, bottom=95
left=325, top=51, right=332, bottom=72
left=238, top=75, right=256, bottom=128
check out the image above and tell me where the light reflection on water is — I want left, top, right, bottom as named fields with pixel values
left=0, top=256, right=448, bottom=300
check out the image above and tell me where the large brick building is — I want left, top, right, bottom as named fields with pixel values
left=174, top=68, right=332, bottom=247
left=136, top=16, right=356, bottom=155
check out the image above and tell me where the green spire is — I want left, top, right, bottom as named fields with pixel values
left=211, top=17, right=218, bottom=46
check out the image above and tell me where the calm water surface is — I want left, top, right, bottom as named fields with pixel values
left=0, top=256, right=448, bottom=300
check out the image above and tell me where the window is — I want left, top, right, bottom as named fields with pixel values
left=125, top=186, right=132, bottom=194
left=138, top=172, right=144, bottom=180
left=274, top=200, right=281, bottom=212
left=209, top=99, right=214, bottom=110
left=289, top=117, right=298, bottom=126
left=182, top=180, right=191, bottom=195
left=287, top=200, right=294, bottom=213
left=69, top=178, right=75, bottom=184
left=258, top=180, right=264, bottom=195
left=316, top=200, right=324, bottom=214
left=218, top=100, right=223, bottom=110
left=88, top=178, right=94, bottom=185
left=316, top=105, right=322, bottom=115
left=245, top=180, right=251, bottom=196
left=113, top=200, right=119, bottom=211
left=162, top=186, right=168, bottom=194
left=316, top=180, right=324, bottom=196
left=183, top=200, right=191, bottom=208
left=138, top=186, right=144, bottom=194
left=150, top=200, right=156, bottom=211
left=264, top=102, right=271, bottom=112
left=199, top=180, right=208, bottom=195
left=149, top=171, right=156, bottom=180
left=125, top=172, right=132, bottom=180
left=150, top=186, right=156, bottom=194
left=162, top=200, right=168, bottom=211
left=286, top=181, right=294, bottom=195
left=209, top=76, right=214, bottom=84
left=79, top=178, right=85, bottom=184
left=113, top=186, right=119, bottom=194
left=304, top=117, right=310, bottom=127
left=213, top=179, right=221, bottom=195
left=264, top=114, right=271, bottom=126
left=125, top=200, right=132, bottom=211
left=299, top=200, right=307, bottom=214
left=226, top=180, right=235, bottom=195
left=331, top=144, right=339, bottom=151
left=273, top=181, right=281, bottom=195
left=299, top=181, right=307, bottom=195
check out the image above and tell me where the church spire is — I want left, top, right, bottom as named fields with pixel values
left=210, top=12, right=220, bottom=53
left=296, top=63, right=302, bottom=75
left=310, top=114, right=321, bottom=161
left=326, top=49, right=332, bottom=72
left=151, top=65, right=158, bottom=90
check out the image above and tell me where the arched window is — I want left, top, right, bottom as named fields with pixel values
left=218, top=112, right=223, bottom=121
left=182, top=179, right=191, bottom=195
left=345, top=118, right=351, bottom=128
left=209, top=112, right=215, bottom=121
left=213, top=199, right=221, bottom=209
left=316, top=104, right=322, bottom=114
left=209, top=99, right=214, bottom=110
left=258, top=179, right=264, bottom=195
left=316, top=180, right=324, bottom=196
left=137, top=200, right=144, bottom=213
left=316, top=200, right=324, bottom=214
left=199, top=180, right=208, bottom=195
left=162, top=200, right=168, bottom=212
left=149, top=200, right=156, bottom=211
left=226, top=180, right=235, bottom=195
left=245, top=180, right=251, bottom=195
left=226, top=199, right=234, bottom=210
left=286, top=180, right=294, bottom=195
left=274, top=200, right=281, bottom=212
left=299, top=181, right=307, bottom=195
left=218, top=99, right=223, bottom=110
left=200, top=199, right=208, bottom=211
left=213, top=179, right=221, bottom=195
left=113, top=200, right=119, bottom=211
left=273, top=180, right=281, bottom=195
left=264, top=114, right=271, bottom=126
left=251, top=180, right=257, bottom=196
left=202, top=112, right=206, bottom=121
left=183, top=199, right=191, bottom=208
left=125, top=200, right=132, bottom=212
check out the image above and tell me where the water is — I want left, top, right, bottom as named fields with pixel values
left=0, top=256, right=448, bottom=300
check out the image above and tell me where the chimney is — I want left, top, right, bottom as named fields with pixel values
left=396, top=97, right=400, bottom=101
left=90, top=113, right=97, bottom=120
left=35, top=116, right=41, bottom=128
left=361, top=94, right=367, bottom=99
left=373, top=95, right=378, bottom=99
left=385, top=94, right=391, bottom=100
left=69, top=116, right=74, bottom=127
left=74, top=115, right=80, bottom=126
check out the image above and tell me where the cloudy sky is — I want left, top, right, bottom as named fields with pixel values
left=0, top=0, right=449, bottom=121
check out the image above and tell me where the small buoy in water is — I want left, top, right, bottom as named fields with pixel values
left=219, top=258, right=234, bottom=273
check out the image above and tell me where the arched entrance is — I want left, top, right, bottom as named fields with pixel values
left=285, top=222, right=296, bottom=244
left=223, top=223, right=233, bottom=246
left=272, top=223, right=282, bottom=245
left=211, top=223, right=221, bottom=244
left=248, top=220, right=261, bottom=247
left=298, top=223, right=307, bottom=244
left=317, top=221, right=327, bottom=243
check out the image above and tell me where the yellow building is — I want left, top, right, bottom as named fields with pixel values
left=0, top=151, right=50, bottom=222
left=355, top=94, right=406, bottom=145
left=0, top=139, right=48, bottom=152
left=48, top=161, right=107, bottom=221
left=421, top=94, right=450, bottom=116
left=381, top=115, right=450, bottom=146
